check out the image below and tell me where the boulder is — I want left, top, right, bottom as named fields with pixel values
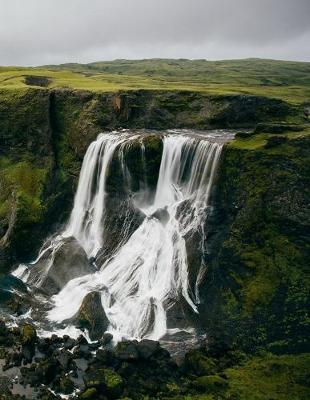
left=54, top=349, right=73, bottom=371
left=101, top=332, right=113, bottom=346
left=21, top=357, right=59, bottom=386
left=0, top=275, right=31, bottom=315
left=27, top=237, right=96, bottom=295
left=71, top=292, right=109, bottom=341
left=115, top=341, right=139, bottom=361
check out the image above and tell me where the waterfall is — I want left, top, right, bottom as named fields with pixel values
left=64, top=133, right=138, bottom=257
left=14, top=130, right=224, bottom=342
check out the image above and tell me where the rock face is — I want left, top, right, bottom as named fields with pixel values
left=95, top=198, right=145, bottom=266
left=72, top=291, right=109, bottom=341
left=199, top=134, right=310, bottom=354
left=27, top=237, right=95, bottom=295
left=0, top=275, right=30, bottom=315
left=0, top=87, right=302, bottom=274
left=96, top=134, right=162, bottom=265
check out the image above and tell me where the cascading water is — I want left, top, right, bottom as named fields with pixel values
left=13, top=130, right=227, bottom=342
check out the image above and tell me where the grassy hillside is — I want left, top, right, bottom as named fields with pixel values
left=1, top=58, right=310, bottom=104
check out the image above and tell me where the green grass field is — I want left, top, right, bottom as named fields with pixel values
left=1, top=58, right=310, bottom=104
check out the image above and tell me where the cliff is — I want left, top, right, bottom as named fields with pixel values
left=0, top=87, right=309, bottom=359
left=200, top=130, right=310, bottom=354
left=0, top=87, right=305, bottom=272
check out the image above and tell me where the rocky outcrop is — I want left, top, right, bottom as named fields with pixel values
left=0, top=87, right=305, bottom=275
left=0, top=274, right=31, bottom=315
left=0, top=320, right=308, bottom=399
left=199, top=134, right=310, bottom=354
left=27, top=237, right=95, bottom=295
left=71, top=291, right=109, bottom=341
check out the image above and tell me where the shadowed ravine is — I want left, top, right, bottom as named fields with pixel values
left=12, top=130, right=232, bottom=345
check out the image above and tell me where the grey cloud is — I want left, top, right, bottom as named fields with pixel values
left=0, top=0, right=309, bottom=65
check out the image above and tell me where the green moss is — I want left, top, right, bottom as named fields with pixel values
left=0, top=158, right=48, bottom=222
left=104, top=369, right=123, bottom=397
left=225, top=353, right=310, bottom=400
left=228, top=134, right=267, bottom=149
left=183, top=350, right=217, bottom=377
left=21, top=324, right=37, bottom=345
left=162, top=354, right=310, bottom=400
left=201, top=132, right=310, bottom=353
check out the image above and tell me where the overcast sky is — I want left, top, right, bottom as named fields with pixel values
left=0, top=0, right=309, bottom=66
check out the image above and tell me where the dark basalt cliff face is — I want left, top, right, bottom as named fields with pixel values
left=200, top=136, right=310, bottom=354
left=0, top=87, right=309, bottom=359
left=0, top=88, right=303, bottom=271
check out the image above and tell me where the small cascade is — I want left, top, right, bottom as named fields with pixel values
left=13, top=130, right=226, bottom=342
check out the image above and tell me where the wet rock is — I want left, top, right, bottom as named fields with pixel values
left=77, top=334, right=88, bottom=345
left=55, top=349, right=73, bottom=371
left=72, top=292, right=109, bottom=341
left=88, top=341, right=100, bottom=351
left=50, top=334, right=62, bottom=344
left=137, top=339, right=160, bottom=359
left=151, top=207, right=170, bottom=224
left=28, top=357, right=59, bottom=385
left=27, top=237, right=96, bottom=295
left=0, top=275, right=31, bottom=315
left=96, top=197, right=145, bottom=265
left=115, top=340, right=139, bottom=361
left=165, top=295, right=200, bottom=330
left=37, top=337, right=55, bottom=355
left=101, top=332, right=113, bottom=346
left=63, top=335, right=76, bottom=350
left=21, top=345, right=35, bottom=364
left=76, top=344, right=92, bottom=360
